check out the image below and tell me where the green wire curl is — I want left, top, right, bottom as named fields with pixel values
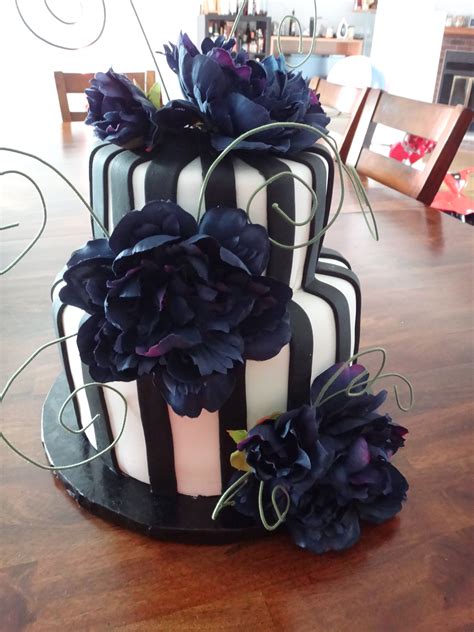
left=197, top=122, right=378, bottom=249
left=228, top=0, right=249, bottom=41
left=14, top=0, right=106, bottom=51
left=245, top=170, right=319, bottom=244
left=314, top=347, right=414, bottom=413
left=0, top=147, right=109, bottom=277
left=0, top=170, right=47, bottom=275
left=129, top=0, right=170, bottom=102
left=277, top=0, right=318, bottom=69
left=211, top=469, right=290, bottom=532
left=0, top=333, right=128, bottom=471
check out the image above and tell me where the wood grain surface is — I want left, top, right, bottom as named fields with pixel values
left=1, top=125, right=473, bottom=632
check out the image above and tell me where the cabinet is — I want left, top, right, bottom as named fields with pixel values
left=197, top=14, right=272, bottom=58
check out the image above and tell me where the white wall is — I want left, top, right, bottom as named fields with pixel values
left=434, top=0, right=473, bottom=13
left=370, top=0, right=446, bottom=102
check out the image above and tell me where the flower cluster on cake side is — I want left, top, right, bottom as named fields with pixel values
left=60, top=202, right=292, bottom=417
left=224, top=362, right=409, bottom=554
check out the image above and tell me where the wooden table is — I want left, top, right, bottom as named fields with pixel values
left=1, top=125, right=473, bottom=631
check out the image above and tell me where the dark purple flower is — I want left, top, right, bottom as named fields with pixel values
left=60, top=201, right=292, bottom=417
left=85, top=69, right=160, bottom=149
left=286, top=487, right=361, bottom=554
left=237, top=405, right=332, bottom=501
left=164, top=33, right=330, bottom=153
left=85, top=69, right=202, bottom=150
left=229, top=361, right=409, bottom=553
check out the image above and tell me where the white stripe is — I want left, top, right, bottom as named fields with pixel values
left=316, top=272, right=357, bottom=354
left=245, top=344, right=290, bottom=429
left=280, top=158, right=312, bottom=290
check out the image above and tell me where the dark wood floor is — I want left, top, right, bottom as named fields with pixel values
left=1, top=125, right=473, bottom=631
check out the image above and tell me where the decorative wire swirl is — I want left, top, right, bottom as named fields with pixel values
left=0, top=171, right=47, bottom=275
left=314, top=347, right=414, bottom=413
left=228, top=0, right=249, bottom=40
left=258, top=481, right=290, bottom=530
left=0, top=147, right=109, bottom=277
left=44, top=0, right=84, bottom=26
left=129, top=0, right=170, bottom=102
left=246, top=171, right=318, bottom=230
left=14, top=0, right=106, bottom=50
left=0, top=333, right=128, bottom=471
left=228, top=0, right=317, bottom=70
left=198, top=122, right=379, bottom=248
left=277, top=0, right=318, bottom=69
left=14, top=0, right=171, bottom=101
left=211, top=470, right=290, bottom=530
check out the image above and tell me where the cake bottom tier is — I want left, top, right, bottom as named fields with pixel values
left=49, top=248, right=360, bottom=537
left=43, top=373, right=265, bottom=543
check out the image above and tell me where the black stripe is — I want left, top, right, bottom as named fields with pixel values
left=88, top=142, right=108, bottom=210
left=52, top=296, right=82, bottom=430
left=316, top=262, right=361, bottom=355
left=90, top=145, right=126, bottom=237
left=319, top=247, right=352, bottom=269
left=287, top=300, right=314, bottom=409
left=144, top=136, right=199, bottom=203
left=139, top=144, right=204, bottom=495
left=199, top=148, right=244, bottom=490
left=80, top=361, right=119, bottom=473
left=218, top=364, right=247, bottom=490
left=136, top=376, right=177, bottom=495
left=239, top=154, right=295, bottom=285
left=50, top=268, right=66, bottom=301
left=200, top=145, right=237, bottom=208
left=289, top=149, right=332, bottom=288
left=305, top=144, right=334, bottom=244
left=305, top=278, right=352, bottom=362
left=108, top=150, right=149, bottom=226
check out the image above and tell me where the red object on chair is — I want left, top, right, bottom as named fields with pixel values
left=430, top=168, right=474, bottom=218
left=389, top=134, right=436, bottom=164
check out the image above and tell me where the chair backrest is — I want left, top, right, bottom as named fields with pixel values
left=346, top=90, right=473, bottom=205
left=54, top=71, right=156, bottom=123
left=315, top=78, right=371, bottom=162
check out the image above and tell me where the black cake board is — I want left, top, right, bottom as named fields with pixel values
left=42, top=373, right=265, bottom=544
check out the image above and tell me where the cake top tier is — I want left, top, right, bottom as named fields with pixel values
left=85, top=33, right=329, bottom=155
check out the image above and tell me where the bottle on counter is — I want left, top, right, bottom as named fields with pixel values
left=289, top=9, right=296, bottom=36
left=256, top=28, right=264, bottom=53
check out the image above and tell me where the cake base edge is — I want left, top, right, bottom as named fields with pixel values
left=42, top=373, right=266, bottom=544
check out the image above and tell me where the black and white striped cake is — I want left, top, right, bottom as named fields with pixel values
left=52, top=138, right=361, bottom=505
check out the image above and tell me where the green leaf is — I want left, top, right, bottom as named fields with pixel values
left=147, top=82, right=162, bottom=109
left=230, top=450, right=251, bottom=472
left=227, top=429, right=248, bottom=444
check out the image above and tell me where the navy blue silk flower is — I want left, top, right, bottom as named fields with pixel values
left=85, top=69, right=201, bottom=150
left=164, top=33, right=330, bottom=153
left=60, top=201, right=292, bottom=417
left=237, top=405, right=333, bottom=503
left=230, top=362, right=409, bottom=554
left=85, top=69, right=160, bottom=149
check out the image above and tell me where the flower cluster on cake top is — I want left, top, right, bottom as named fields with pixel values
left=85, top=33, right=329, bottom=154
left=224, top=362, right=409, bottom=554
left=60, top=201, right=292, bottom=417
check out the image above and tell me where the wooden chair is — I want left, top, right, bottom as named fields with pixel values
left=54, top=71, right=156, bottom=123
left=309, top=78, right=370, bottom=162
left=346, top=90, right=473, bottom=205
left=309, top=77, right=320, bottom=92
